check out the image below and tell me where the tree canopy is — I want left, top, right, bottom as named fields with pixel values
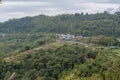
left=0, top=12, right=120, bottom=37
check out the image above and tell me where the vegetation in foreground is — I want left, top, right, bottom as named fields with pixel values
left=0, top=34, right=120, bottom=80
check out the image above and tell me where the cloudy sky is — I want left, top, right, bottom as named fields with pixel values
left=0, top=0, right=120, bottom=22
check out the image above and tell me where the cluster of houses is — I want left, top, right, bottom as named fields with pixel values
left=56, top=34, right=83, bottom=41
left=56, top=34, right=120, bottom=49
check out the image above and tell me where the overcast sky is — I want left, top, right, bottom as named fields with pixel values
left=0, top=0, right=120, bottom=22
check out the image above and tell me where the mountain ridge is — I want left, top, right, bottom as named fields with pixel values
left=0, top=12, right=120, bottom=36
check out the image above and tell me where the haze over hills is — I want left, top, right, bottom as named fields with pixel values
left=0, top=12, right=120, bottom=37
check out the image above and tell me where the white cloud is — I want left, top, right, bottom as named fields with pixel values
left=0, top=0, right=120, bottom=22
left=74, top=3, right=120, bottom=12
left=0, top=1, right=53, bottom=10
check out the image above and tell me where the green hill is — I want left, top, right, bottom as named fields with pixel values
left=0, top=12, right=120, bottom=80
left=1, top=41, right=120, bottom=80
left=0, top=12, right=120, bottom=36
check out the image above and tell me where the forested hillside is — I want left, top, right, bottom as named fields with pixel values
left=0, top=12, right=120, bottom=36
left=1, top=42, right=120, bottom=80
left=0, top=12, right=120, bottom=80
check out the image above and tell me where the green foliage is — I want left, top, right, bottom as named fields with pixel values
left=0, top=13, right=120, bottom=37
left=0, top=44, right=99, bottom=80
left=0, top=12, right=120, bottom=80
left=96, top=36, right=120, bottom=46
left=101, top=61, right=120, bottom=80
left=0, top=42, right=119, bottom=80
left=0, top=33, right=55, bottom=55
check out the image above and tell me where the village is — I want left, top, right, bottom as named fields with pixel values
left=56, top=34, right=120, bottom=51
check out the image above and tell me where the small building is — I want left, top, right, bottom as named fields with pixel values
left=57, top=34, right=75, bottom=41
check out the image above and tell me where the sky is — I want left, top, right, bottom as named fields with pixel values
left=0, top=0, right=120, bottom=22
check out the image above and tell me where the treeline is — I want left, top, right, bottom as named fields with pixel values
left=0, top=12, right=120, bottom=36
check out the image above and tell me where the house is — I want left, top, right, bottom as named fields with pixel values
left=57, top=34, right=75, bottom=40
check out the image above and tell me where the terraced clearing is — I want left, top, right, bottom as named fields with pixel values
left=3, top=39, right=120, bottom=63
left=3, top=42, right=64, bottom=62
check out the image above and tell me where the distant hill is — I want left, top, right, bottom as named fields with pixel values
left=0, top=12, right=120, bottom=36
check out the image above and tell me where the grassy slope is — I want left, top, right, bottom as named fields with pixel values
left=3, top=41, right=64, bottom=62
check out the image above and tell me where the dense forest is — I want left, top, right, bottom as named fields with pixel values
left=0, top=12, right=120, bottom=80
left=1, top=41, right=120, bottom=80
left=0, top=12, right=120, bottom=37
